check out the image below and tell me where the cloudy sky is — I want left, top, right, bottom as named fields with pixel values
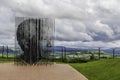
left=0, top=0, right=120, bottom=48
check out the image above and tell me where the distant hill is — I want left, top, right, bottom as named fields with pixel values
left=0, top=47, right=22, bottom=54
left=51, top=46, right=79, bottom=51
left=0, top=46, right=119, bottom=54
left=0, top=47, right=14, bottom=54
left=103, top=49, right=120, bottom=54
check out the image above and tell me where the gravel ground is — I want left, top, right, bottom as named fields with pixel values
left=0, top=63, right=88, bottom=80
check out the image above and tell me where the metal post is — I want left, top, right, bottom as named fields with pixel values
left=52, top=49, right=55, bottom=62
left=2, top=46, right=4, bottom=58
left=113, top=48, right=115, bottom=59
left=29, top=20, right=32, bottom=65
left=64, top=47, right=66, bottom=61
left=7, top=46, right=8, bottom=58
left=98, top=47, right=100, bottom=60
left=61, top=47, right=64, bottom=62
left=36, top=19, right=39, bottom=62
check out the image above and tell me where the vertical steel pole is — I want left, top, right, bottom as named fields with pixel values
left=7, top=46, right=8, bottom=58
left=29, top=19, right=32, bottom=64
left=113, top=48, right=115, bottom=59
left=98, top=47, right=100, bottom=60
left=64, top=47, right=66, bottom=61
left=2, top=46, right=4, bottom=58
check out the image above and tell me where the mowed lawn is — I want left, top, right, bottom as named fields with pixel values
left=70, top=59, right=120, bottom=80
left=0, top=54, right=14, bottom=63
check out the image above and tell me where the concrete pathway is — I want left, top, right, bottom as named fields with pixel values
left=0, top=63, right=88, bottom=80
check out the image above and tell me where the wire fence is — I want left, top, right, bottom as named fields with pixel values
left=0, top=46, right=14, bottom=63
left=53, top=47, right=120, bottom=62
left=0, top=45, right=120, bottom=63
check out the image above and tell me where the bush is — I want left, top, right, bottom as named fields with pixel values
left=65, top=57, right=90, bottom=63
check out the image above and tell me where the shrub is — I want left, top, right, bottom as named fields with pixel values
left=65, top=57, right=90, bottom=63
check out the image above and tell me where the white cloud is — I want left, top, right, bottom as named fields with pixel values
left=55, top=40, right=120, bottom=48
left=55, top=19, right=93, bottom=41
left=0, top=0, right=120, bottom=48
left=94, top=20, right=114, bottom=38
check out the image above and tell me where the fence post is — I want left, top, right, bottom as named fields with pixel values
left=64, top=47, right=66, bottom=61
left=53, top=48, right=54, bottom=62
left=2, top=46, right=4, bottom=58
left=113, top=48, right=115, bottom=59
left=98, top=47, right=101, bottom=60
left=7, top=46, right=8, bottom=58
left=61, top=47, right=64, bottom=62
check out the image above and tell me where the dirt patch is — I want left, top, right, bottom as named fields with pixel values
left=0, top=63, right=88, bottom=80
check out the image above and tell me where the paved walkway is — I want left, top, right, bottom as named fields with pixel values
left=0, top=63, right=88, bottom=80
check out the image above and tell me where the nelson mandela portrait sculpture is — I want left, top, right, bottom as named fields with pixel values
left=15, top=17, right=54, bottom=64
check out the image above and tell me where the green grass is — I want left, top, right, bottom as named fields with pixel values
left=70, top=59, right=120, bottom=80
left=0, top=57, right=14, bottom=63
left=0, top=54, right=14, bottom=58
left=0, top=54, right=14, bottom=63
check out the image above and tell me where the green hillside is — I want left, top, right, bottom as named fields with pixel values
left=70, top=59, right=120, bottom=80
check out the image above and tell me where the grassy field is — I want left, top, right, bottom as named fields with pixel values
left=70, top=59, right=120, bottom=80
left=0, top=54, right=14, bottom=63
left=0, top=58, right=14, bottom=63
left=0, top=54, right=14, bottom=58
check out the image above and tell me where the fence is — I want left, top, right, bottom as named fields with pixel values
left=53, top=47, right=120, bottom=62
left=0, top=46, right=14, bottom=63
left=0, top=46, right=120, bottom=63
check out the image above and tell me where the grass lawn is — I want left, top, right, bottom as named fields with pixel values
left=70, top=59, right=120, bottom=80
left=0, top=54, right=14, bottom=63
left=0, top=57, right=14, bottom=63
